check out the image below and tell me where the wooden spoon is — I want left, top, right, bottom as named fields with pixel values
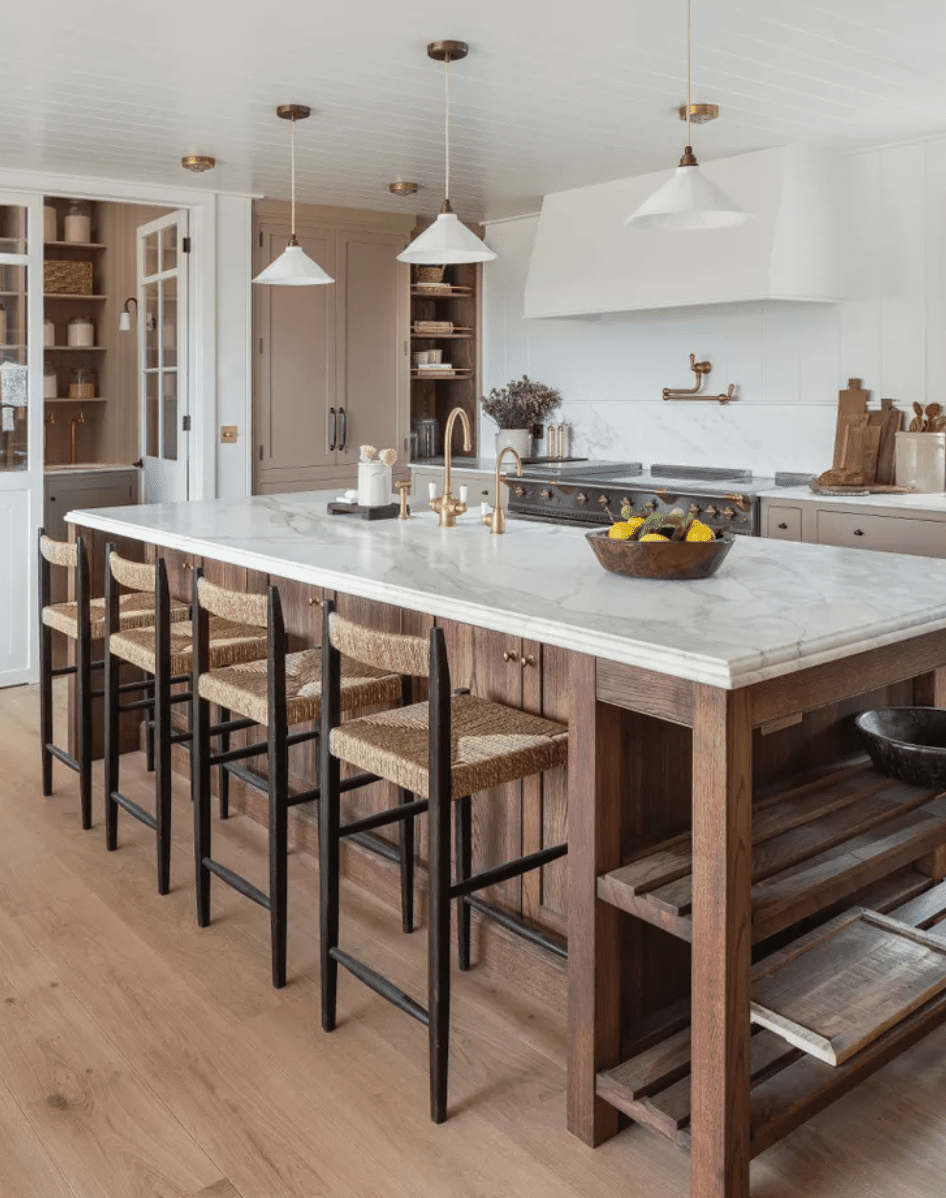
left=909, top=416, right=922, bottom=432
left=930, top=415, right=946, bottom=433
left=925, top=403, right=942, bottom=431
left=913, top=401, right=927, bottom=431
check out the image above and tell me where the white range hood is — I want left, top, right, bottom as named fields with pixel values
left=523, top=145, right=844, bottom=318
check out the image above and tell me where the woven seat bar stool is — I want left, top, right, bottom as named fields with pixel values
left=38, top=530, right=187, bottom=829
left=191, top=571, right=418, bottom=988
left=104, top=546, right=268, bottom=895
left=318, top=600, right=569, bottom=1122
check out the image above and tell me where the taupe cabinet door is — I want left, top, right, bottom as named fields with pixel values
left=254, top=220, right=408, bottom=494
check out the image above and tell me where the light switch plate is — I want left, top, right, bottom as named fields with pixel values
left=220, top=426, right=238, bottom=444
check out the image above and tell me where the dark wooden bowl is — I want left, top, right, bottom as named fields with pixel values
left=855, top=708, right=946, bottom=790
left=585, top=529, right=735, bottom=580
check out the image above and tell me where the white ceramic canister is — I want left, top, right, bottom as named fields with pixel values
left=67, top=315, right=95, bottom=347
left=44, top=318, right=55, bottom=347
left=495, top=428, right=533, bottom=460
left=44, top=364, right=58, bottom=399
left=0, top=303, right=6, bottom=346
left=63, top=200, right=92, bottom=244
left=895, top=432, right=946, bottom=493
left=357, top=461, right=393, bottom=507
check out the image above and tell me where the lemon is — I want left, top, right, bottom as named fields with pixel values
left=639, top=533, right=669, bottom=542
left=685, top=520, right=715, bottom=543
left=608, top=518, right=643, bottom=540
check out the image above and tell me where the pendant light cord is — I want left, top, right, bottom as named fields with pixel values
left=290, top=115, right=297, bottom=239
left=444, top=52, right=451, bottom=205
left=686, top=0, right=692, bottom=149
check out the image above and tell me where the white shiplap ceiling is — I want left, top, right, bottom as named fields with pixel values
left=4, top=0, right=946, bottom=220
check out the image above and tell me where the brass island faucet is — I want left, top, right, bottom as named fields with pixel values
left=429, top=406, right=473, bottom=527
left=482, top=445, right=522, bottom=534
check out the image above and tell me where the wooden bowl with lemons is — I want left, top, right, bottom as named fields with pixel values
left=585, top=512, right=734, bottom=580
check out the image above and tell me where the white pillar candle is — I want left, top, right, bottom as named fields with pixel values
left=428, top=482, right=436, bottom=499
left=459, top=486, right=468, bottom=504
left=481, top=502, right=489, bottom=516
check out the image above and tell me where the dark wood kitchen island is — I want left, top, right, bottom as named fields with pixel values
left=68, top=490, right=946, bottom=1198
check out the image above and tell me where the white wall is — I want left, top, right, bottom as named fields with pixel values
left=481, top=138, right=946, bottom=477
left=215, top=194, right=253, bottom=499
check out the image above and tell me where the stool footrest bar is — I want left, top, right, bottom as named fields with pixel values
left=110, top=791, right=157, bottom=831
left=349, top=830, right=400, bottom=863
left=47, top=743, right=79, bottom=773
left=330, top=948, right=428, bottom=1025
left=203, top=858, right=271, bottom=909
left=464, top=894, right=568, bottom=959
left=341, top=797, right=428, bottom=838
left=451, top=841, right=568, bottom=900
left=51, top=664, right=77, bottom=678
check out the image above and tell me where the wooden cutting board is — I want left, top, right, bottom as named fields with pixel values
left=845, top=423, right=881, bottom=485
left=875, top=398, right=903, bottom=485
left=832, top=378, right=870, bottom=468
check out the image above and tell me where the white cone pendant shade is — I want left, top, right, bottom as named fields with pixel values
left=254, top=239, right=334, bottom=285
left=398, top=211, right=496, bottom=264
left=254, top=104, right=334, bottom=287
left=625, top=160, right=749, bottom=230
left=398, top=40, right=496, bottom=266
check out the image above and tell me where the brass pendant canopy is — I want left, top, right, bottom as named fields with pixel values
left=181, top=155, right=216, bottom=172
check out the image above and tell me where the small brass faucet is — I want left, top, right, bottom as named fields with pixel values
left=430, top=407, right=472, bottom=527
left=482, top=445, right=522, bottom=534
left=69, top=409, right=85, bottom=465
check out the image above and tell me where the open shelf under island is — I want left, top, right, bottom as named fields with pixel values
left=65, top=491, right=946, bottom=1198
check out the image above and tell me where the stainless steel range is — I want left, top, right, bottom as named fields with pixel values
left=507, top=462, right=777, bottom=538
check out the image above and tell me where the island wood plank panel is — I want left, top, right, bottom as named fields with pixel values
left=750, top=908, right=946, bottom=1066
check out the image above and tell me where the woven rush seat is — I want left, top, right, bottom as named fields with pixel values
left=198, top=648, right=401, bottom=727
left=110, top=617, right=267, bottom=676
left=42, top=590, right=188, bottom=641
left=331, top=694, right=568, bottom=800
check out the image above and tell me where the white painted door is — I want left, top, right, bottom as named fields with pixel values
left=0, top=194, right=43, bottom=687
left=137, top=210, right=189, bottom=504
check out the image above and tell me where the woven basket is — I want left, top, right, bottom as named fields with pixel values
left=44, top=260, right=93, bottom=296
left=414, top=321, right=453, bottom=334
left=416, top=265, right=445, bottom=283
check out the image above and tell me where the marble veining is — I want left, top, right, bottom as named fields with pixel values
left=67, top=491, right=946, bottom=690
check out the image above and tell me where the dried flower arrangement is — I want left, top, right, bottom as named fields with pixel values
left=479, top=375, right=562, bottom=429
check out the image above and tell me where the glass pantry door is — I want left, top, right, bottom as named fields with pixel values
left=0, top=193, right=43, bottom=687
left=137, top=210, right=189, bottom=504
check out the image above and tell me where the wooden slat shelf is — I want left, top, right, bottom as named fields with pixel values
left=43, top=293, right=108, bottom=301
left=410, top=286, right=472, bottom=297
left=410, top=332, right=474, bottom=340
left=44, top=240, right=107, bottom=250
left=598, top=763, right=946, bottom=944
left=596, top=874, right=946, bottom=1158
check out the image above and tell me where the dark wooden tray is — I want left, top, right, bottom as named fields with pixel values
left=327, top=502, right=401, bottom=520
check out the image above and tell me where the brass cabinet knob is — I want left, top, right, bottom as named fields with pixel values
left=576, top=492, right=588, bottom=505
left=514, top=485, right=525, bottom=498
left=503, top=649, right=519, bottom=663
left=520, top=653, right=536, bottom=669
left=183, top=562, right=194, bottom=570
left=597, top=495, right=609, bottom=508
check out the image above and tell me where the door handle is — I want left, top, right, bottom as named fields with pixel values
left=339, top=406, right=347, bottom=451
left=329, top=407, right=337, bottom=452
left=132, top=458, right=143, bottom=468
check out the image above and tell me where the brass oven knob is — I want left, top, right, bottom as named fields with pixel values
left=644, top=499, right=657, bottom=510
left=688, top=503, right=701, bottom=515
left=540, top=489, right=552, bottom=500
left=597, top=495, right=609, bottom=508
left=576, top=492, right=588, bottom=505
left=706, top=505, right=719, bottom=518
left=723, top=506, right=736, bottom=519
left=621, top=497, right=631, bottom=510
left=514, top=485, right=525, bottom=498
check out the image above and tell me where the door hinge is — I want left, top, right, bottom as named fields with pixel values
left=182, top=414, right=192, bottom=432
left=182, top=236, right=192, bottom=254
left=259, top=231, right=264, bottom=248
left=259, top=444, right=264, bottom=461
left=259, top=337, right=264, bottom=354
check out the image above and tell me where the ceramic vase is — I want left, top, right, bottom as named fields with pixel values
left=495, top=428, right=532, bottom=460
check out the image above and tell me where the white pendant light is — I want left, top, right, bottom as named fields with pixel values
left=398, top=41, right=496, bottom=265
left=254, top=105, right=334, bottom=286
left=625, top=0, right=750, bottom=231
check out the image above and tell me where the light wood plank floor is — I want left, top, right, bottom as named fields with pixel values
left=2, top=681, right=946, bottom=1198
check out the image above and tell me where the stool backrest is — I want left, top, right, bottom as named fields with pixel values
left=39, top=534, right=78, bottom=570
left=37, top=529, right=90, bottom=643
left=107, top=551, right=156, bottom=595
left=196, top=576, right=268, bottom=629
left=328, top=612, right=430, bottom=679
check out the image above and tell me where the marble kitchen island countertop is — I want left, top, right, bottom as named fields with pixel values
left=67, top=489, right=946, bottom=690
left=762, top=483, right=946, bottom=515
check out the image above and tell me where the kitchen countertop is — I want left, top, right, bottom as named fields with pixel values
left=45, top=463, right=138, bottom=475
left=67, top=489, right=946, bottom=690
left=761, top=483, right=946, bottom=515
left=409, top=457, right=498, bottom=475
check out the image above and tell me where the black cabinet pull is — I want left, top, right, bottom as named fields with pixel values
left=339, top=406, right=347, bottom=451
left=777, top=522, right=788, bottom=530
left=328, top=407, right=337, bottom=451
left=854, top=528, right=864, bottom=536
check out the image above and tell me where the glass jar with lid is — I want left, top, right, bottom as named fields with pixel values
left=63, top=200, right=92, bottom=244
left=68, top=367, right=96, bottom=400
left=44, top=363, right=58, bottom=400
left=67, top=314, right=95, bottom=348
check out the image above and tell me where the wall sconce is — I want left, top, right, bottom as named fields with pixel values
left=119, top=297, right=137, bottom=332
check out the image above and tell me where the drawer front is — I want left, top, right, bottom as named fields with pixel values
left=766, top=504, right=802, bottom=541
left=817, top=510, right=946, bottom=557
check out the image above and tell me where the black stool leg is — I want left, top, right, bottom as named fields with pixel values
left=76, top=610, right=93, bottom=833
left=193, top=690, right=212, bottom=927
left=455, top=794, right=472, bottom=971
left=428, top=765, right=452, bottom=1123
left=320, top=602, right=341, bottom=1029
left=268, top=717, right=289, bottom=989
left=399, top=787, right=416, bottom=934
left=154, top=662, right=172, bottom=896
left=218, top=706, right=231, bottom=819
left=145, top=707, right=155, bottom=772
left=104, top=645, right=121, bottom=852
left=39, top=622, right=54, bottom=797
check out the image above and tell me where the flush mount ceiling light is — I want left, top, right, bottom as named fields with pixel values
left=181, top=154, right=216, bottom=172
left=389, top=179, right=419, bottom=196
left=625, top=0, right=749, bottom=231
left=397, top=41, right=496, bottom=265
left=254, top=104, right=334, bottom=286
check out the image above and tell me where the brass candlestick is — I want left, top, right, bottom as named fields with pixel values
left=395, top=479, right=411, bottom=520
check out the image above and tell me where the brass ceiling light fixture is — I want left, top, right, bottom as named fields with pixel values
left=181, top=155, right=216, bottom=172
left=389, top=180, right=419, bottom=196
left=625, top=0, right=749, bottom=230
left=397, top=40, right=496, bottom=265
left=254, top=105, right=334, bottom=286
